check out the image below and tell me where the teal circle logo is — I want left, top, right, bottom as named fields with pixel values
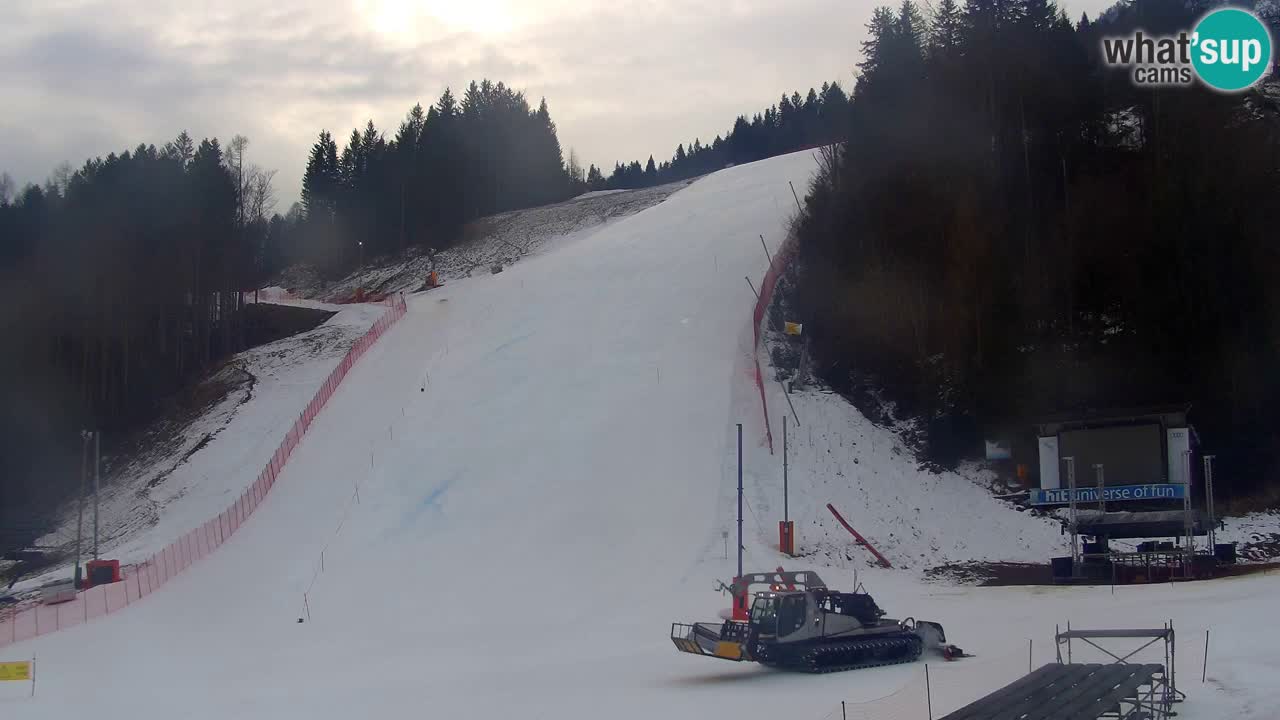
left=1191, top=9, right=1272, bottom=91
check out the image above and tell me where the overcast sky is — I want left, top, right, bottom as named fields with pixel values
left=2, top=0, right=1114, bottom=207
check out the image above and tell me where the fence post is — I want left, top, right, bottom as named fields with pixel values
left=926, top=663, right=933, bottom=720
left=1202, top=629, right=1209, bottom=682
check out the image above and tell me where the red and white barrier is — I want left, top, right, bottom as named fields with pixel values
left=751, top=235, right=798, bottom=453
left=0, top=294, right=409, bottom=648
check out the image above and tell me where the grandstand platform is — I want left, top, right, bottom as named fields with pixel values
left=940, top=662, right=1174, bottom=720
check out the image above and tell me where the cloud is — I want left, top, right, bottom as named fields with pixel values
left=0, top=0, right=1120, bottom=204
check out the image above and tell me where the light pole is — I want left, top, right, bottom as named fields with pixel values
left=1203, top=455, right=1217, bottom=550
left=1063, top=456, right=1078, bottom=573
left=358, top=240, right=364, bottom=267
left=93, top=431, right=100, bottom=559
left=75, top=431, right=88, bottom=586
left=1093, top=463, right=1106, bottom=514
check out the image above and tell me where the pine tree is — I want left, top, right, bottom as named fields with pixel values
left=436, top=87, right=458, bottom=118
left=340, top=129, right=364, bottom=189
left=161, top=130, right=195, bottom=168
left=393, top=104, right=427, bottom=248
left=859, top=6, right=900, bottom=81
left=899, top=0, right=928, bottom=49
left=301, top=130, right=339, bottom=223
left=586, top=164, right=605, bottom=190
left=362, top=121, right=382, bottom=155
left=1018, top=0, right=1058, bottom=33
left=932, top=0, right=965, bottom=59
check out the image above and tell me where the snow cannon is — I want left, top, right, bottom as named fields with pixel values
left=671, top=570, right=959, bottom=673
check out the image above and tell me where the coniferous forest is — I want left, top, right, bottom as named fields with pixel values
left=792, top=0, right=1280, bottom=501
left=1, top=134, right=254, bottom=516
left=595, top=81, right=851, bottom=190
left=284, top=81, right=574, bottom=275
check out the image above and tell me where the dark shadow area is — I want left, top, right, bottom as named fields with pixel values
left=242, top=303, right=334, bottom=348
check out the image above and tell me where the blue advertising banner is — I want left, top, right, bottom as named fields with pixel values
left=1030, top=483, right=1187, bottom=506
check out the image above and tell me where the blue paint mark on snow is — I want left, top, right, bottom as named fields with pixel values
left=490, top=330, right=533, bottom=356
left=396, top=474, right=457, bottom=534
left=422, top=481, right=451, bottom=509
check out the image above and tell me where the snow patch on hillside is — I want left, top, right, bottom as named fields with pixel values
left=740, top=388, right=1067, bottom=572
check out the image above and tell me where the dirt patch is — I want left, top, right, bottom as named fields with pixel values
left=925, top=559, right=1280, bottom=586
left=924, top=562, right=1054, bottom=586
left=1238, top=532, right=1280, bottom=562
left=115, top=374, right=227, bottom=470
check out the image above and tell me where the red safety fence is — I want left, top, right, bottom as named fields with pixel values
left=751, top=235, right=798, bottom=454
left=0, top=293, right=409, bottom=649
left=826, top=503, right=893, bottom=568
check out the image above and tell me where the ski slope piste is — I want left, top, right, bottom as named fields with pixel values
left=2, top=149, right=1278, bottom=720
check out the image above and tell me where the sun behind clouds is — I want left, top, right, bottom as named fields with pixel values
left=357, top=0, right=518, bottom=42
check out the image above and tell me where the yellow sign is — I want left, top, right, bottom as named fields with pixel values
left=0, top=661, right=31, bottom=682
left=784, top=321, right=804, bottom=336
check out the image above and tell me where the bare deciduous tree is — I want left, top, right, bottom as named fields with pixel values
left=227, top=134, right=250, bottom=225
left=245, top=166, right=277, bottom=224
left=567, top=147, right=584, bottom=183
left=0, top=172, right=13, bottom=205
left=48, top=161, right=73, bottom=198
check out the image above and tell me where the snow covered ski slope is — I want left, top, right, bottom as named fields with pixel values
left=4, top=149, right=1278, bottom=720
left=0, top=150, right=820, bottom=717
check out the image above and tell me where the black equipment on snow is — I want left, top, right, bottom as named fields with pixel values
left=671, top=570, right=959, bottom=673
